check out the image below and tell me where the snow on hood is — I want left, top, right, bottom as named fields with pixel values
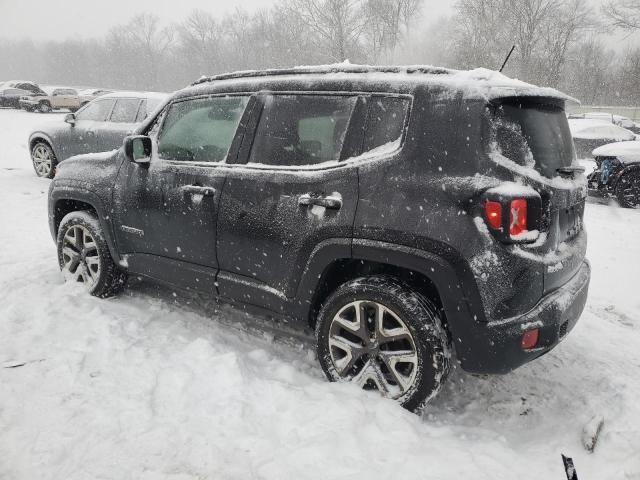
left=592, top=141, right=640, bottom=163
left=568, top=119, right=635, bottom=141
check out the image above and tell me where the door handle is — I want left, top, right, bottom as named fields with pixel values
left=181, top=185, right=216, bottom=196
left=299, top=193, right=342, bottom=209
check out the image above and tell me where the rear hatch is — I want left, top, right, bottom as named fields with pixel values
left=488, top=97, right=587, bottom=294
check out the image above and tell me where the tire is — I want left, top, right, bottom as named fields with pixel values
left=38, top=101, right=51, bottom=113
left=315, top=275, right=450, bottom=413
left=31, top=141, right=57, bottom=179
left=57, top=211, right=127, bottom=298
left=615, top=171, right=640, bottom=208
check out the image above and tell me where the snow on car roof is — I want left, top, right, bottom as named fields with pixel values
left=189, top=63, right=576, bottom=104
left=568, top=119, right=635, bottom=141
left=592, top=141, right=640, bottom=163
left=100, top=91, right=169, bottom=100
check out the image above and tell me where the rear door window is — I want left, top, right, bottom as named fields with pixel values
left=363, top=96, right=409, bottom=152
left=110, top=98, right=141, bottom=123
left=491, top=101, right=575, bottom=177
left=76, top=99, right=115, bottom=121
left=248, top=95, right=357, bottom=167
left=157, top=95, right=249, bottom=163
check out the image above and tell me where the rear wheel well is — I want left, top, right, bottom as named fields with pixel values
left=53, top=199, right=97, bottom=234
left=309, top=259, right=445, bottom=328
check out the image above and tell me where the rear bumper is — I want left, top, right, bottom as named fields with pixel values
left=457, top=260, right=590, bottom=374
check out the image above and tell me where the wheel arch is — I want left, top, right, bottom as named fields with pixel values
left=49, top=188, right=123, bottom=265
left=29, top=133, right=57, bottom=157
left=296, top=239, right=486, bottom=335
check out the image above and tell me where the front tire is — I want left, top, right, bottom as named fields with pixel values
left=616, top=172, right=640, bottom=208
left=31, top=141, right=57, bottom=178
left=38, top=101, right=51, bottom=113
left=57, top=211, right=127, bottom=298
left=315, top=275, right=450, bottom=412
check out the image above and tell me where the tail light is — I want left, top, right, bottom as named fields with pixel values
left=484, top=200, right=502, bottom=229
left=509, top=199, right=528, bottom=236
left=482, top=190, right=541, bottom=243
left=521, top=328, right=539, bottom=350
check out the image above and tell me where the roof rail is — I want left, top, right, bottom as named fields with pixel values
left=190, top=64, right=453, bottom=86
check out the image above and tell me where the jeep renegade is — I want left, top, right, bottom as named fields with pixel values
left=48, top=65, right=590, bottom=411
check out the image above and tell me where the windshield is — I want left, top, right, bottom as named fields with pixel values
left=492, top=100, right=576, bottom=177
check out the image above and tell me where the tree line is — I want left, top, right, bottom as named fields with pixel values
left=0, top=0, right=639, bottom=106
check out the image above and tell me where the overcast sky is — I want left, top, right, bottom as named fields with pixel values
left=0, top=0, right=454, bottom=42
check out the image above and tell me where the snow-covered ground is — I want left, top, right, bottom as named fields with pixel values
left=1, top=107, right=639, bottom=480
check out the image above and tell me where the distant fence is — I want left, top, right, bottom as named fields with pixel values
left=570, top=105, right=640, bottom=122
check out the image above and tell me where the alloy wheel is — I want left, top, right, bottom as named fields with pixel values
left=328, top=300, right=419, bottom=399
left=32, top=144, right=53, bottom=177
left=61, top=225, right=101, bottom=289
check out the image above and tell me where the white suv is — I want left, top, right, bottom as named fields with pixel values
left=20, top=87, right=85, bottom=113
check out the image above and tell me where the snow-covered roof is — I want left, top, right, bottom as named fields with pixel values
left=568, top=119, right=635, bottom=141
left=189, top=64, right=576, bottom=104
left=592, top=141, right=640, bottom=163
left=100, top=91, right=169, bottom=101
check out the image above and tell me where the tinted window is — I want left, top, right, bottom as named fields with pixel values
left=76, top=99, right=114, bottom=121
left=157, top=96, right=249, bottom=163
left=492, top=101, right=575, bottom=178
left=248, top=95, right=356, bottom=167
left=363, top=96, right=409, bottom=152
left=110, top=98, right=140, bottom=123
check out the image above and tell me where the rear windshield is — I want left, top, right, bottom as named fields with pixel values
left=491, top=101, right=575, bottom=177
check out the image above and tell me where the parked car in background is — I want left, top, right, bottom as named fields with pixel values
left=20, top=86, right=85, bottom=113
left=587, top=141, right=640, bottom=208
left=569, top=111, right=640, bottom=133
left=1, top=80, right=45, bottom=96
left=0, top=87, right=36, bottom=108
left=79, top=88, right=113, bottom=104
left=29, top=91, right=168, bottom=178
left=568, top=119, right=636, bottom=158
left=47, top=65, right=590, bottom=411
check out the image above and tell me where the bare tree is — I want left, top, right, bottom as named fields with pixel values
left=107, top=13, right=175, bottom=90
left=285, top=0, right=368, bottom=62
left=604, top=0, right=640, bottom=31
left=536, top=0, right=597, bottom=87
left=362, top=0, right=422, bottom=62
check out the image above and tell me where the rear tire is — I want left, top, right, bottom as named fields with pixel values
left=615, top=172, right=640, bottom=208
left=57, top=211, right=127, bottom=298
left=315, top=275, right=450, bottom=413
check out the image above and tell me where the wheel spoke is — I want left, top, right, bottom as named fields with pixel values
left=328, top=335, right=365, bottom=374
left=378, top=350, right=419, bottom=391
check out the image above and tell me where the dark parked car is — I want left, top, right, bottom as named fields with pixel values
left=588, top=141, right=640, bottom=208
left=29, top=91, right=168, bottom=178
left=0, top=87, right=33, bottom=108
left=47, top=65, right=590, bottom=411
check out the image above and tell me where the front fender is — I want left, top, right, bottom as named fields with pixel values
left=48, top=183, right=122, bottom=264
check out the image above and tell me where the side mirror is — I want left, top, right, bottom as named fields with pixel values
left=124, top=135, right=152, bottom=165
left=64, top=113, right=76, bottom=126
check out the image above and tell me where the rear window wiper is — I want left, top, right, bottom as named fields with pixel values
left=557, top=165, right=585, bottom=176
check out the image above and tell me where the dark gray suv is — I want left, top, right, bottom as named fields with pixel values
left=29, top=91, right=168, bottom=178
left=47, top=66, right=590, bottom=411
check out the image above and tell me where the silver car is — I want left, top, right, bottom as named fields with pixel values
left=29, top=91, right=168, bottom=178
